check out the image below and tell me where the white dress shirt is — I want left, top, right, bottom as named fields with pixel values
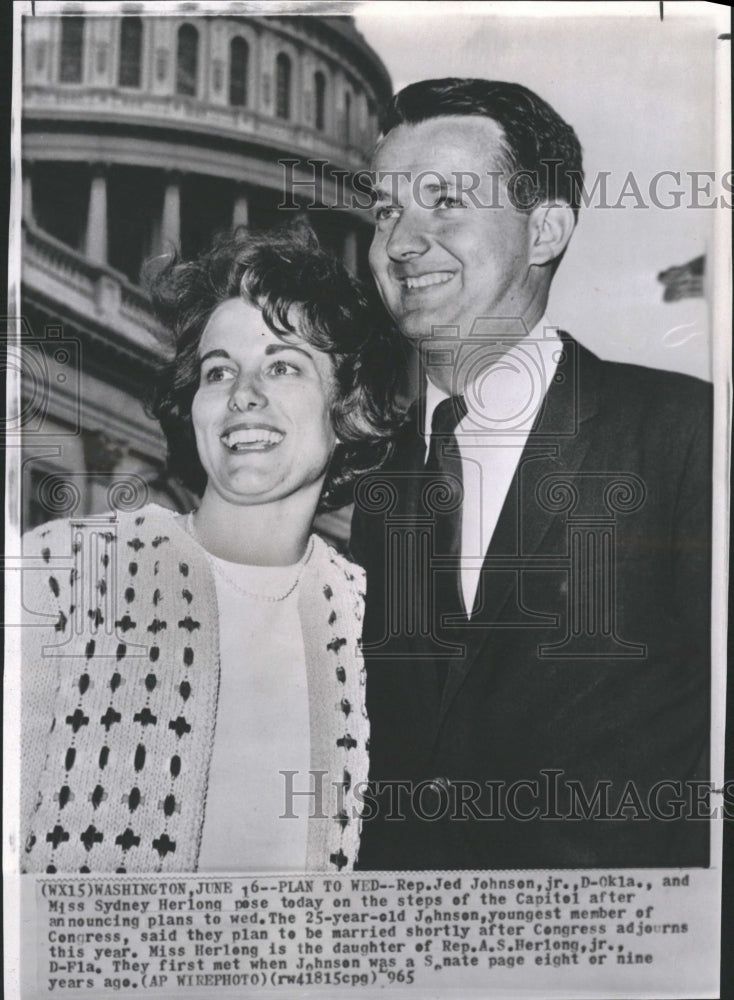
left=424, top=318, right=561, bottom=617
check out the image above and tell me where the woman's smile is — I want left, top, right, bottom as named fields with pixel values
left=220, top=422, right=286, bottom=452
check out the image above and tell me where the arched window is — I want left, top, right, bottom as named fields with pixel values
left=229, top=37, right=248, bottom=106
left=275, top=53, right=291, bottom=120
left=118, top=17, right=143, bottom=88
left=59, top=16, right=84, bottom=83
left=314, top=71, right=326, bottom=131
left=176, top=24, right=198, bottom=97
left=344, top=91, right=352, bottom=144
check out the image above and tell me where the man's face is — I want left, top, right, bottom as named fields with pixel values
left=369, top=116, right=536, bottom=344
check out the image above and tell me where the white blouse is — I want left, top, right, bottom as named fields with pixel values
left=197, top=545, right=313, bottom=871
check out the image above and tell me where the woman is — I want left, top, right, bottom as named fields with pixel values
left=21, top=224, right=404, bottom=874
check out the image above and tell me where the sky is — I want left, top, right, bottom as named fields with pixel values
left=353, top=2, right=729, bottom=380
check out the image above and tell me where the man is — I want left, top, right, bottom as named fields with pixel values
left=352, top=79, right=711, bottom=870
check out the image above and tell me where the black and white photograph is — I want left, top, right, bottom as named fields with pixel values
left=4, top=1, right=730, bottom=997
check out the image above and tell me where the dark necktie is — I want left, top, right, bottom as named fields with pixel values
left=425, top=395, right=467, bottom=689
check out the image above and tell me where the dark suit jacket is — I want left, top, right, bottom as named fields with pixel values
left=351, top=336, right=712, bottom=870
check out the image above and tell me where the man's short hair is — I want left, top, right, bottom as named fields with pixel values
left=381, top=78, right=584, bottom=220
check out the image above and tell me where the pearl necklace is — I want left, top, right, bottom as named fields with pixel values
left=186, top=512, right=313, bottom=602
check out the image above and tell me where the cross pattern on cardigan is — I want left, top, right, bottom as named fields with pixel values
left=21, top=505, right=369, bottom=873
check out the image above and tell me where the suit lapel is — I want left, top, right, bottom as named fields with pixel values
left=436, top=334, right=602, bottom=724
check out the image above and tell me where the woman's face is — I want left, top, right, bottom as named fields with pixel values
left=191, top=297, right=337, bottom=508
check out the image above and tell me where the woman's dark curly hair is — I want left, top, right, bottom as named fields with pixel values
left=147, top=223, right=406, bottom=512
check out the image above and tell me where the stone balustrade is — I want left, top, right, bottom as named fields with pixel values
left=22, top=222, right=164, bottom=354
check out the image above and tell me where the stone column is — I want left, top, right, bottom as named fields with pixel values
left=23, top=165, right=34, bottom=223
left=161, top=172, right=181, bottom=250
left=251, top=26, right=261, bottom=114
left=329, top=68, right=338, bottom=137
left=85, top=166, right=108, bottom=264
left=343, top=229, right=358, bottom=277
left=232, top=187, right=249, bottom=228
left=298, top=47, right=308, bottom=127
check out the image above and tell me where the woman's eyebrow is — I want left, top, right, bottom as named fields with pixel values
left=199, top=348, right=231, bottom=363
left=264, top=343, right=314, bottom=360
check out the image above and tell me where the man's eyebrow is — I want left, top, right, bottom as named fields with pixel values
left=420, top=179, right=451, bottom=199
left=371, top=177, right=400, bottom=201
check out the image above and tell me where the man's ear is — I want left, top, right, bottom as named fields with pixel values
left=528, top=202, right=576, bottom=266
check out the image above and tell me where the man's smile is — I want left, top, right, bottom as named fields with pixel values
left=399, top=271, right=455, bottom=291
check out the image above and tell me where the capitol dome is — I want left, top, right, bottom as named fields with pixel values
left=20, top=10, right=392, bottom=538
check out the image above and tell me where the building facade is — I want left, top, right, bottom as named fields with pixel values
left=20, top=11, right=391, bottom=541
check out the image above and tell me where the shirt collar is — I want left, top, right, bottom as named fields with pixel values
left=423, top=315, right=560, bottom=446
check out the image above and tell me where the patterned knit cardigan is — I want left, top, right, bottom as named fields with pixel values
left=20, top=504, right=369, bottom=874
